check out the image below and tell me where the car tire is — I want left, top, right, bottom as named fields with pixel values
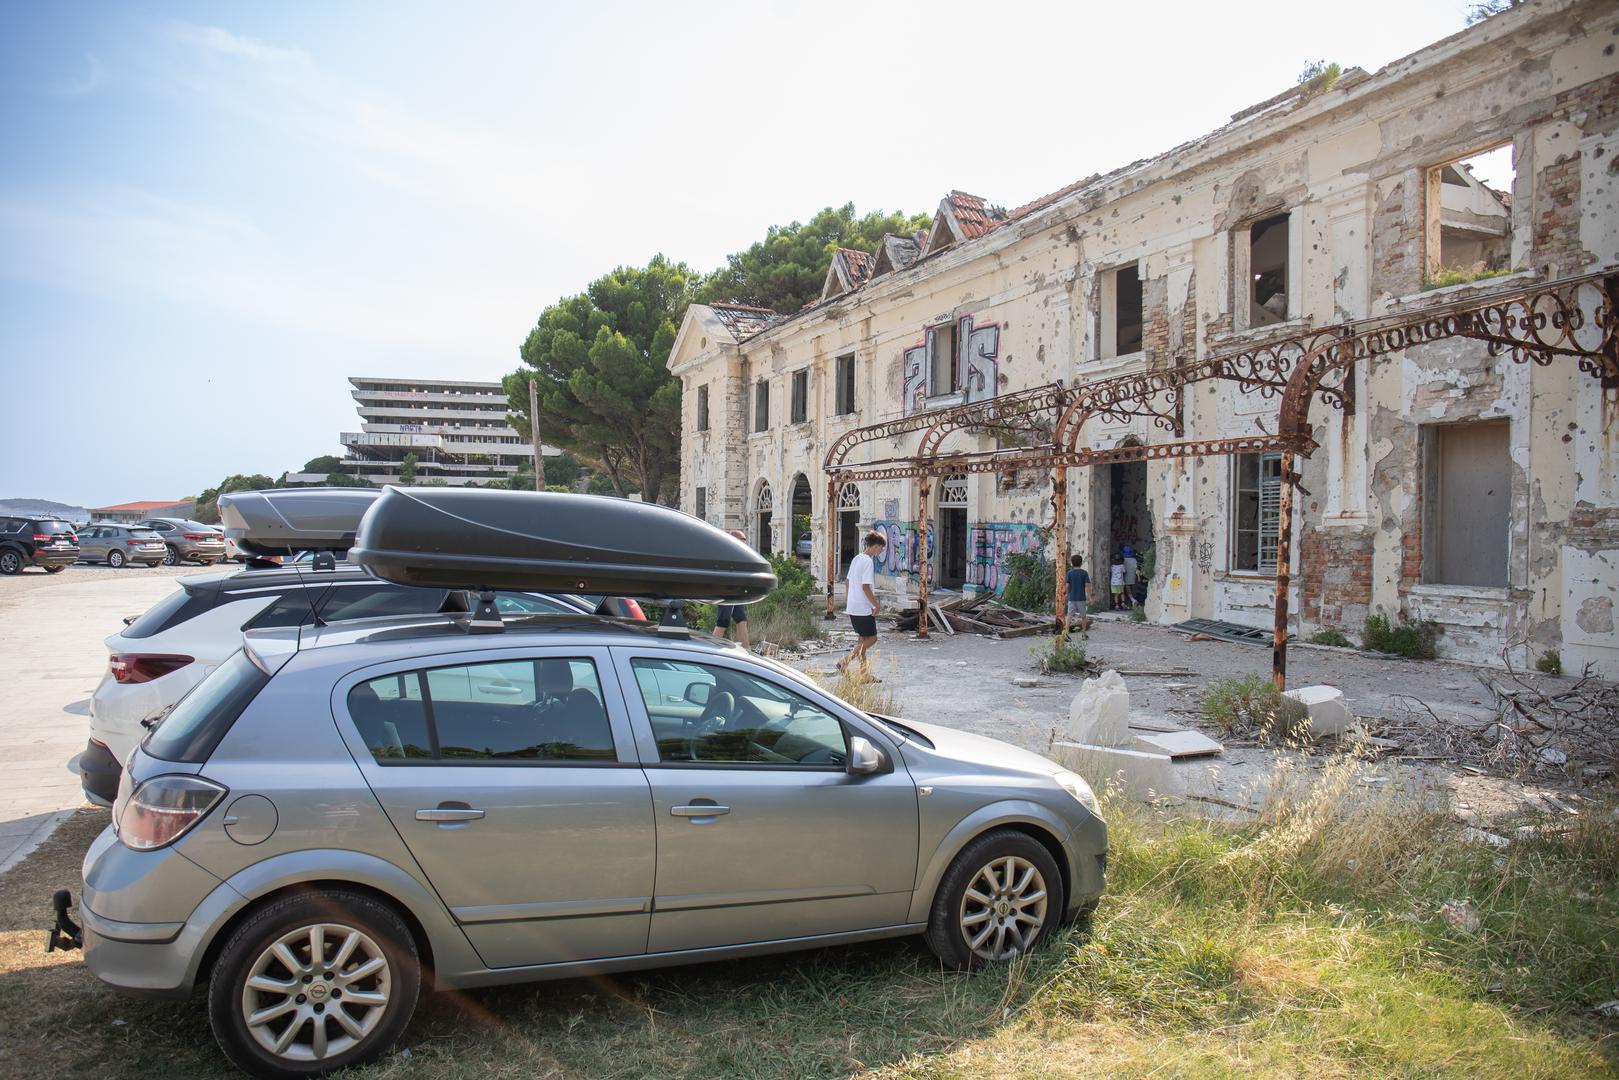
left=0, top=549, right=21, bottom=575
left=162, top=545, right=179, bottom=566
left=107, top=549, right=126, bottom=568
left=208, top=889, right=420, bottom=1079
left=924, top=829, right=1065, bottom=971
left=43, top=564, right=65, bottom=574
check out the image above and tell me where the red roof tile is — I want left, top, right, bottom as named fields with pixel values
left=89, top=500, right=188, bottom=513
left=945, top=191, right=1008, bottom=239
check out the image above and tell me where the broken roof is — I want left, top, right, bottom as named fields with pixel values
left=708, top=303, right=788, bottom=338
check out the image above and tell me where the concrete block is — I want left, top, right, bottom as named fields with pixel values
left=1067, top=669, right=1130, bottom=746
left=1282, top=684, right=1352, bottom=738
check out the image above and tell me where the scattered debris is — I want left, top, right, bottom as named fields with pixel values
left=1589, top=1001, right=1619, bottom=1019
left=1439, top=899, right=1481, bottom=935
left=894, top=593, right=1056, bottom=638
left=1281, top=685, right=1353, bottom=738
left=1463, top=826, right=1511, bottom=849
left=1116, top=669, right=1197, bottom=677
left=1011, top=677, right=1042, bottom=688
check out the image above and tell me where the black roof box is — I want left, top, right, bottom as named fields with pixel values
left=217, top=488, right=381, bottom=556
left=352, top=487, right=777, bottom=602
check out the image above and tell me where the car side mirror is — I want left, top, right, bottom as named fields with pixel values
left=847, top=735, right=888, bottom=775
left=683, top=682, right=712, bottom=706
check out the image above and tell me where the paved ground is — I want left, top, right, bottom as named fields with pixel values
left=0, top=563, right=214, bottom=873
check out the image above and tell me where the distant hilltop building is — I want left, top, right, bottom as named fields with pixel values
left=288, top=376, right=558, bottom=487
left=88, top=499, right=194, bottom=524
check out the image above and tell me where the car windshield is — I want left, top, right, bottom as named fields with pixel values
left=143, top=649, right=270, bottom=762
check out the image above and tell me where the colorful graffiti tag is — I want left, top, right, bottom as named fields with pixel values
left=869, top=519, right=1042, bottom=596
left=900, top=314, right=1001, bottom=416
left=967, top=523, right=1043, bottom=593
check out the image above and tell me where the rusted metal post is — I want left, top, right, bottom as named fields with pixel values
left=1271, top=449, right=1295, bottom=690
left=915, top=475, right=931, bottom=639
left=1051, top=465, right=1068, bottom=632
left=824, top=476, right=838, bottom=619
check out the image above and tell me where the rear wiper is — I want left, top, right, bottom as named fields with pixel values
left=139, top=706, right=174, bottom=731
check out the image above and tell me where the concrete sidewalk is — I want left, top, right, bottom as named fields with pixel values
left=0, top=568, right=199, bottom=874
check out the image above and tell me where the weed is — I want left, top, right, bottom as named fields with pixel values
left=1033, top=631, right=1090, bottom=675
left=1126, top=607, right=1146, bottom=623
left=1422, top=264, right=1515, bottom=290
left=820, top=665, right=901, bottom=715
left=1536, top=648, right=1563, bottom=675
left=747, top=553, right=824, bottom=649
left=1363, top=612, right=1441, bottom=658
left=1001, top=552, right=1054, bottom=614
left=1201, top=673, right=1308, bottom=740
left=1306, top=626, right=1353, bottom=647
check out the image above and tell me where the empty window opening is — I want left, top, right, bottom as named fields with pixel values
left=835, top=354, right=856, bottom=415
left=1248, top=214, right=1290, bottom=327
left=928, top=322, right=959, bottom=396
left=1232, top=451, right=1282, bottom=574
left=696, top=384, right=709, bottom=432
left=790, top=370, right=808, bottom=424
left=1423, top=421, right=1509, bottom=587
left=1427, top=144, right=1513, bottom=280
left=1100, top=264, right=1144, bottom=359
left=695, top=486, right=707, bottom=521
left=753, top=380, right=769, bottom=432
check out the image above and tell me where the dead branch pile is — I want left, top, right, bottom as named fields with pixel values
left=893, top=592, right=1056, bottom=639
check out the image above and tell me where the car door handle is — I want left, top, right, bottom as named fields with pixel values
left=670, top=804, right=730, bottom=818
left=416, top=808, right=486, bottom=822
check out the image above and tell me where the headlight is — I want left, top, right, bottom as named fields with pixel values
left=1053, top=770, right=1101, bottom=816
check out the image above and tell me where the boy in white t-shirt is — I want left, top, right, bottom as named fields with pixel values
left=838, top=531, right=887, bottom=677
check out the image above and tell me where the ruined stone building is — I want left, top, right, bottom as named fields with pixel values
left=668, top=0, right=1619, bottom=676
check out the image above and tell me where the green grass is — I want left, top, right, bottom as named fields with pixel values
left=1306, top=626, right=1353, bottom=648
left=1423, top=265, right=1516, bottom=291
left=1033, top=630, right=1090, bottom=675
left=1537, top=649, right=1564, bottom=675
left=1200, top=672, right=1308, bottom=740
left=1364, top=612, right=1441, bottom=659
left=4, top=776, right=1616, bottom=1079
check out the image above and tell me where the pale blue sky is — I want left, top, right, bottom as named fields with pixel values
left=1, top=0, right=1485, bottom=507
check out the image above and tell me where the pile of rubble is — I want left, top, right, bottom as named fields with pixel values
left=893, top=592, right=1057, bottom=638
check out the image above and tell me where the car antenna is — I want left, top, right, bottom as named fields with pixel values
left=290, top=555, right=327, bottom=628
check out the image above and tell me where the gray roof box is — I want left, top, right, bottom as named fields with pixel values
left=217, top=488, right=381, bottom=556
left=352, top=487, right=776, bottom=602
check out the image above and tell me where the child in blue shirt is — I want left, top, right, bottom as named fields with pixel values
left=1064, top=554, right=1091, bottom=631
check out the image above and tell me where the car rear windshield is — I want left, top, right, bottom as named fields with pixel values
left=143, top=649, right=270, bottom=762
left=130, top=529, right=162, bottom=540
left=35, top=520, right=77, bottom=533
left=122, top=586, right=216, bottom=639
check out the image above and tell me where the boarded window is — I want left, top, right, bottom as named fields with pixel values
left=1100, top=264, right=1143, bottom=359
left=696, top=384, right=709, bottom=431
left=753, top=380, right=769, bottom=432
left=1232, top=451, right=1282, bottom=574
left=835, top=354, right=855, bottom=415
left=928, top=322, right=958, bottom=395
left=1423, top=421, right=1509, bottom=587
left=790, top=370, right=808, bottom=424
left=1248, top=213, right=1289, bottom=327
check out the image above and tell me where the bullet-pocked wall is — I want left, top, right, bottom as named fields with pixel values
left=669, top=0, right=1619, bottom=676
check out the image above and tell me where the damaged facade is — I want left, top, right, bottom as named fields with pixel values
left=668, top=0, right=1619, bottom=676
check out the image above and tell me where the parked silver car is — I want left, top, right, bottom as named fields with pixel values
left=136, top=517, right=227, bottom=565
left=77, top=524, right=167, bottom=568
left=72, top=618, right=1104, bottom=1076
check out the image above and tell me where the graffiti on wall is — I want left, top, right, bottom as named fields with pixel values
left=869, top=519, right=1040, bottom=596
left=901, top=314, right=1002, bottom=416
left=967, top=523, right=1043, bottom=593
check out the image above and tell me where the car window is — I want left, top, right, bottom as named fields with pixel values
left=351, top=657, right=614, bottom=763
left=36, top=520, right=76, bottom=534
left=122, top=587, right=216, bottom=639
left=243, top=583, right=449, bottom=630
left=629, top=658, right=848, bottom=767
left=131, top=529, right=161, bottom=540
left=493, top=593, right=575, bottom=615
left=143, top=650, right=270, bottom=763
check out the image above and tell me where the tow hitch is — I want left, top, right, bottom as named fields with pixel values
left=46, top=889, right=82, bottom=952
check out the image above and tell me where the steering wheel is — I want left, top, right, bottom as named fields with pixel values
left=694, top=690, right=736, bottom=734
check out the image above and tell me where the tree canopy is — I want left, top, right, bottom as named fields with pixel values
left=696, top=203, right=933, bottom=314
left=506, top=255, right=696, bottom=503
left=302, top=454, right=343, bottom=474
left=192, top=473, right=277, bottom=524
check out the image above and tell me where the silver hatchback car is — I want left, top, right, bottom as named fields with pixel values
left=73, top=616, right=1105, bottom=1077
left=77, top=524, right=168, bottom=567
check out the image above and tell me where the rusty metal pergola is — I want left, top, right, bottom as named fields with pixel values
left=819, top=269, right=1618, bottom=688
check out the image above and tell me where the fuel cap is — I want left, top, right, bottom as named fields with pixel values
left=222, top=795, right=278, bottom=846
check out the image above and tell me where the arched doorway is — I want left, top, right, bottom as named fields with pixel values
left=752, top=481, right=774, bottom=556
left=789, top=474, right=814, bottom=561
left=936, top=472, right=969, bottom=589
left=837, top=483, right=861, bottom=571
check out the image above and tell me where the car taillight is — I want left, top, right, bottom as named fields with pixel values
left=183, top=533, right=212, bottom=541
left=32, top=533, right=52, bottom=542
left=117, top=775, right=226, bottom=850
left=125, top=539, right=143, bottom=545
left=624, top=598, right=646, bottom=621
left=109, top=654, right=194, bottom=683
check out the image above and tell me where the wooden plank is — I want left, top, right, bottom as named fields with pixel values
left=1115, top=669, right=1198, bottom=677
left=944, top=612, right=1000, bottom=635
left=995, top=622, right=1058, bottom=639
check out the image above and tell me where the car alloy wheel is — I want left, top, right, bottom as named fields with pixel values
left=241, top=922, right=392, bottom=1063
left=959, top=855, right=1049, bottom=962
left=0, top=550, right=19, bottom=574
left=162, top=546, right=178, bottom=566
left=108, top=549, right=125, bottom=568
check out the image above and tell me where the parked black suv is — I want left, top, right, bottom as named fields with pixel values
left=0, top=517, right=80, bottom=574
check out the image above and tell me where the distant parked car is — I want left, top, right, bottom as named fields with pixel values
left=135, top=517, right=226, bottom=566
left=77, top=524, right=167, bottom=568
left=796, top=531, right=813, bottom=557
left=0, top=516, right=80, bottom=574
left=221, top=534, right=249, bottom=563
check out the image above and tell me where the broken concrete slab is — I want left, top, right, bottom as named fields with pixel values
left=1067, top=669, right=1130, bottom=745
left=1132, top=728, right=1224, bottom=758
left=1282, top=684, right=1353, bottom=738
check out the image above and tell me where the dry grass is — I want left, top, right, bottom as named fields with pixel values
left=3, top=769, right=1616, bottom=1079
